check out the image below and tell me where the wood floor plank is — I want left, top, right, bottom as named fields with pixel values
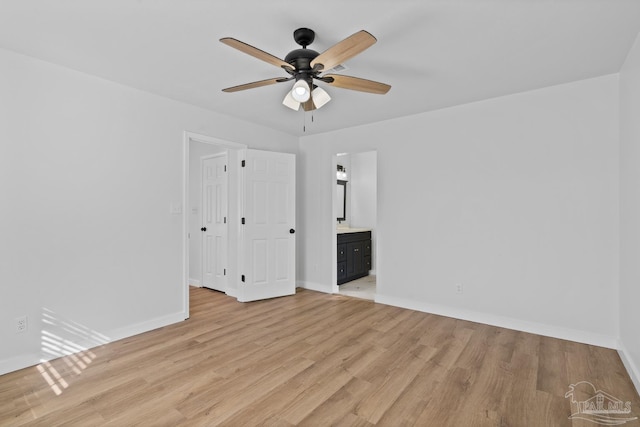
left=0, top=287, right=638, bottom=426
left=297, top=377, right=372, bottom=426
left=375, top=361, right=443, bottom=425
left=537, top=336, right=570, bottom=398
left=352, top=349, right=426, bottom=424
left=184, top=356, right=316, bottom=425
left=501, top=350, right=540, bottom=426
left=412, top=366, right=475, bottom=425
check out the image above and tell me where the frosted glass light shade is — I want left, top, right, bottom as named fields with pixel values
left=282, top=91, right=300, bottom=110
left=311, top=87, right=331, bottom=109
left=291, top=80, right=311, bottom=102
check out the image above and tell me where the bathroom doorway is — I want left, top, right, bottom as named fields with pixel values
left=334, top=151, right=377, bottom=301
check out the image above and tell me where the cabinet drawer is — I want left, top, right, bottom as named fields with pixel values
left=363, top=241, right=371, bottom=257
left=337, top=244, right=347, bottom=262
left=337, top=231, right=371, bottom=244
left=364, top=256, right=372, bottom=271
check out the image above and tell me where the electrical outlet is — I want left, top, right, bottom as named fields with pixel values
left=455, top=284, right=464, bottom=295
left=15, top=316, right=27, bottom=333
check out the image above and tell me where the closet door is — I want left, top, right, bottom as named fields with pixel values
left=201, top=154, right=228, bottom=292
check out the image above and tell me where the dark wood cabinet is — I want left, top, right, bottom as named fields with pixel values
left=337, top=231, right=372, bottom=285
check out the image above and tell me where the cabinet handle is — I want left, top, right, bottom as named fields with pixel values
left=354, top=248, right=359, bottom=252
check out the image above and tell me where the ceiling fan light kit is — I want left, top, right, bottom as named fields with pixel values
left=220, top=28, right=391, bottom=113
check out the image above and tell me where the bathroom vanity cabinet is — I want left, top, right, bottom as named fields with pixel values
left=337, top=230, right=372, bottom=285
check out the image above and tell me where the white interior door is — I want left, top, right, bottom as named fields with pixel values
left=202, top=154, right=228, bottom=291
left=239, top=149, right=296, bottom=302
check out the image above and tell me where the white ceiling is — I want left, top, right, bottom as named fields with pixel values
left=1, top=0, right=640, bottom=137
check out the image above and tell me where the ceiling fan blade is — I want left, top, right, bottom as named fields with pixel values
left=220, top=37, right=293, bottom=71
left=310, top=30, right=377, bottom=72
left=323, top=74, right=391, bottom=94
left=222, top=77, right=288, bottom=93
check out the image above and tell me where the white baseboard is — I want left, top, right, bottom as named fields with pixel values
left=189, top=278, right=202, bottom=287
left=0, top=311, right=187, bottom=376
left=374, top=293, right=618, bottom=349
left=297, top=281, right=333, bottom=294
left=618, top=341, right=640, bottom=397
left=106, top=311, right=187, bottom=343
left=0, top=353, right=42, bottom=376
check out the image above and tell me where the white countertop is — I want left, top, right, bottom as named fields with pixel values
left=337, top=227, right=371, bottom=234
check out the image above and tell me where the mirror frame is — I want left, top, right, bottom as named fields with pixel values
left=337, top=180, right=347, bottom=222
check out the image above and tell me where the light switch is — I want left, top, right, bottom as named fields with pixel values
left=170, top=203, right=183, bottom=215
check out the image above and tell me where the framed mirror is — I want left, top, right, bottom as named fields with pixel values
left=337, top=180, right=347, bottom=222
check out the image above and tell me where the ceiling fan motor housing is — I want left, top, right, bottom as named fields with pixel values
left=284, top=28, right=319, bottom=85
left=285, top=48, right=319, bottom=72
left=285, top=29, right=322, bottom=88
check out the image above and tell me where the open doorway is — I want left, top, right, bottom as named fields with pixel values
left=198, top=152, right=228, bottom=292
left=333, top=151, right=378, bottom=301
left=182, top=132, right=246, bottom=316
left=183, top=132, right=297, bottom=312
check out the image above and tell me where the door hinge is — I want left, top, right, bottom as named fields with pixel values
left=224, top=268, right=226, bottom=276
left=224, top=165, right=227, bottom=172
left=241, top=274, right=245, bottom=282
left=224, top=216, right=227, bottom=224
left=241, top=160, right=245, bottom=167
left=241, top=217, right=245, bottom=225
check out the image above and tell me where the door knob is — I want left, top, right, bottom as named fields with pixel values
left=201, top=227, right=207, bottom=232
left=289, top=229, right=295, bottom=234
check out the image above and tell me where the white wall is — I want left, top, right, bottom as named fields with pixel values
left=619, top=32, right=640, bottom=393
left=299, top=75, right=620, bottom=347
left=0, top=48, right=297, bottom=374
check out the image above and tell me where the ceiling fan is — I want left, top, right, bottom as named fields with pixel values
left=220, top=28, right=391, bottom=111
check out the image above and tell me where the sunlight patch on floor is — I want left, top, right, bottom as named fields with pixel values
left=37, top=307, right=110, bottom=395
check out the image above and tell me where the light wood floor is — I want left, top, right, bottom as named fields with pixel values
left=1, top=288, right=639, bottom=426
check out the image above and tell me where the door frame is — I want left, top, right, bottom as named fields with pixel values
left=182, top=131, right=247, bottom=317
left=331, top=151, right=379, bottom=297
